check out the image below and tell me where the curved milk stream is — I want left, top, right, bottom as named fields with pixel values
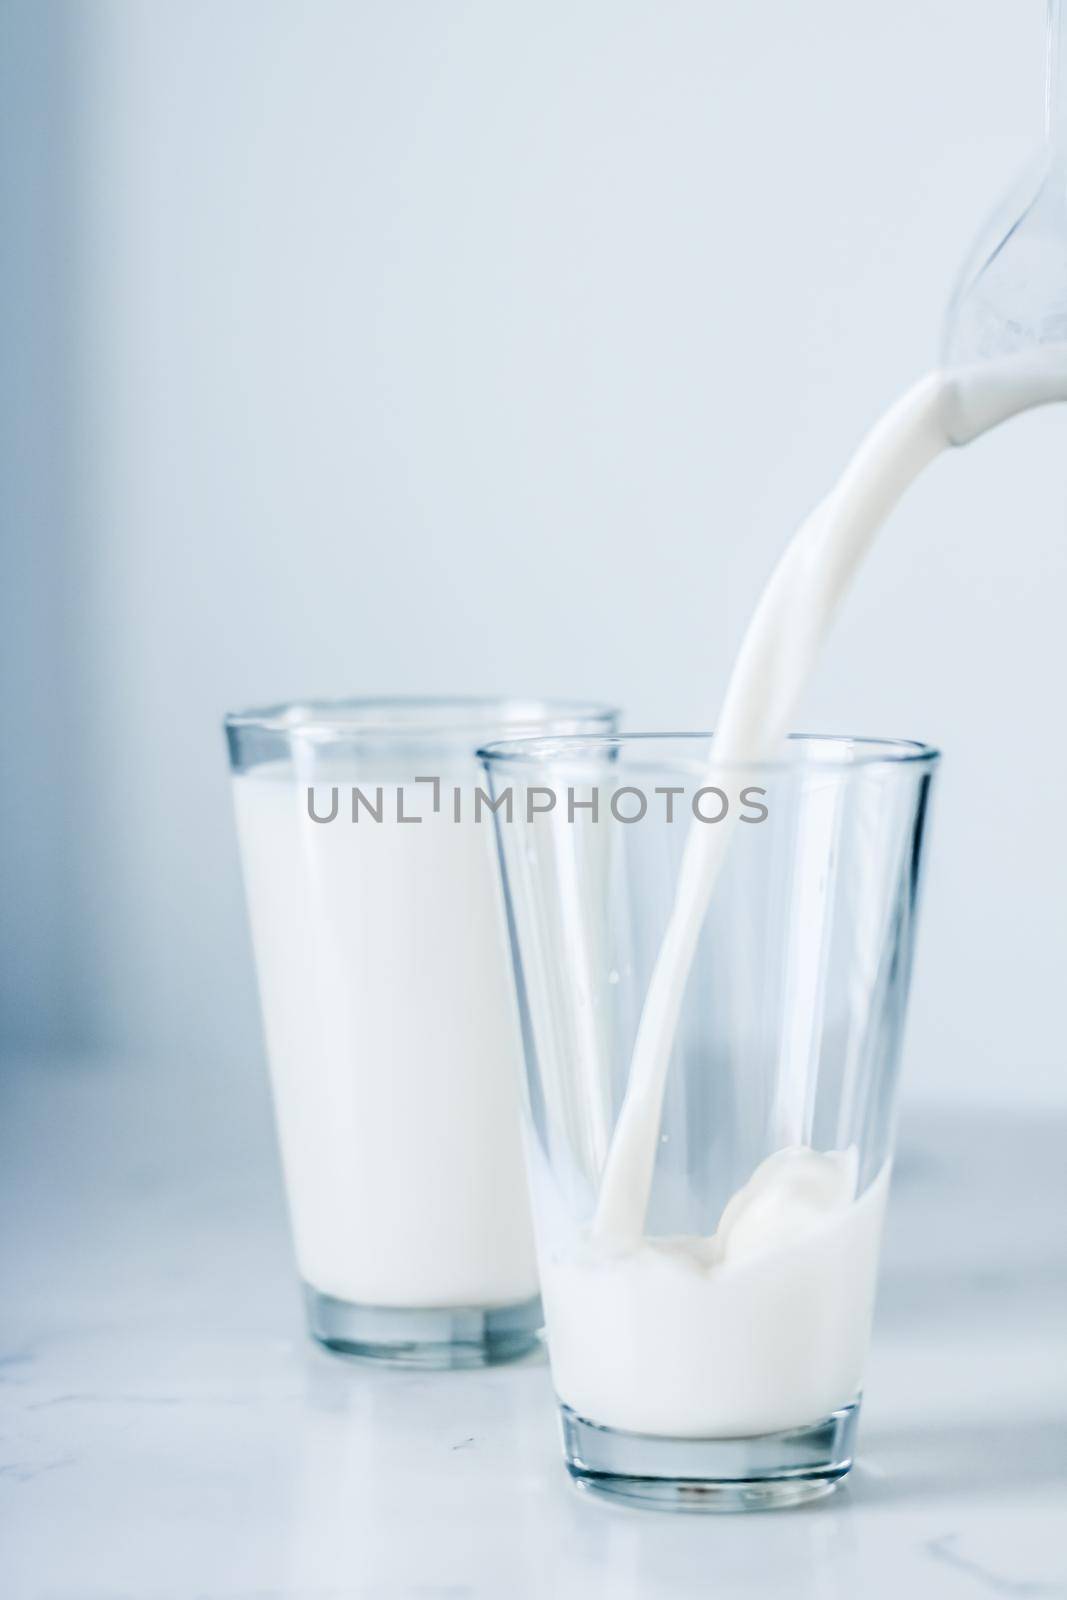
left=542, top=354, right=1066, bottom=1438
left=593, top=355, right=1067, bottom=1250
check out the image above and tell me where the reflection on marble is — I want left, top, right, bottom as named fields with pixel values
left=1, top=1054, right=1065, bottom=1599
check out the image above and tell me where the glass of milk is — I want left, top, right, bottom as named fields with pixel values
left=480, top=731, right=939, bottom=1506
left=225, top=697, right=617, bottom=1367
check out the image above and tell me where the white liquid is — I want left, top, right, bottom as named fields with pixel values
left=596, top=355, right=1067, bottom=1248
left=543, top=353, right=1065, bottom=1437
left=233, top=771, right=538, bottom=1309
left=544, top=1150, right=889, bottom=1438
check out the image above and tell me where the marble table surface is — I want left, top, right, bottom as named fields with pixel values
left=2, top=1053, right=1065, bottom=1600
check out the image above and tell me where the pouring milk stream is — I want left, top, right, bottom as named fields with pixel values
left=591, top=0, right=1067, bottom=1260
left=591, top=354, right=1067, bottom=1250
left=531, top=355, right=1067, bottom=1439
left=546, top=1, right=1067, bottom=1422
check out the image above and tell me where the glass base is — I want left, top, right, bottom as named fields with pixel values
left=303, top=1284, right=542, bottom=1369
left=559, top=1400, right=859, bottom=1512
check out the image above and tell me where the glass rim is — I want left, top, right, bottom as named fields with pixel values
left=224, top=694, right=618, bottom=741
left=478, top=731, right=942, bottom=776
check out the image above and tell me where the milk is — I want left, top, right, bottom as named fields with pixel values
left=546, top=354, right=1066, bottom=1437
left=544, top=1153, right=889, bottom=1438
left=595, top=356, right=1067, bottom=1250
left=233, top=768, right=538, bottom=1309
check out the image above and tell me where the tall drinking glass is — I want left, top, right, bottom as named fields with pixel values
left=481, top=732, right=939, bottom=1505
left=225, top=697, right=617, bottom=1367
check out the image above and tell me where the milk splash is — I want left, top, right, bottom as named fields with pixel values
left=593, top=353, right=1067, bottom=1247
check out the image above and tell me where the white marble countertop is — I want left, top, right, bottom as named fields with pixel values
left=2, top=1054, right=1065, bottom=1600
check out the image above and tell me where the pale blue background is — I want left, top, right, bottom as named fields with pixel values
left=3, top=0, right=1065, bottom=1107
